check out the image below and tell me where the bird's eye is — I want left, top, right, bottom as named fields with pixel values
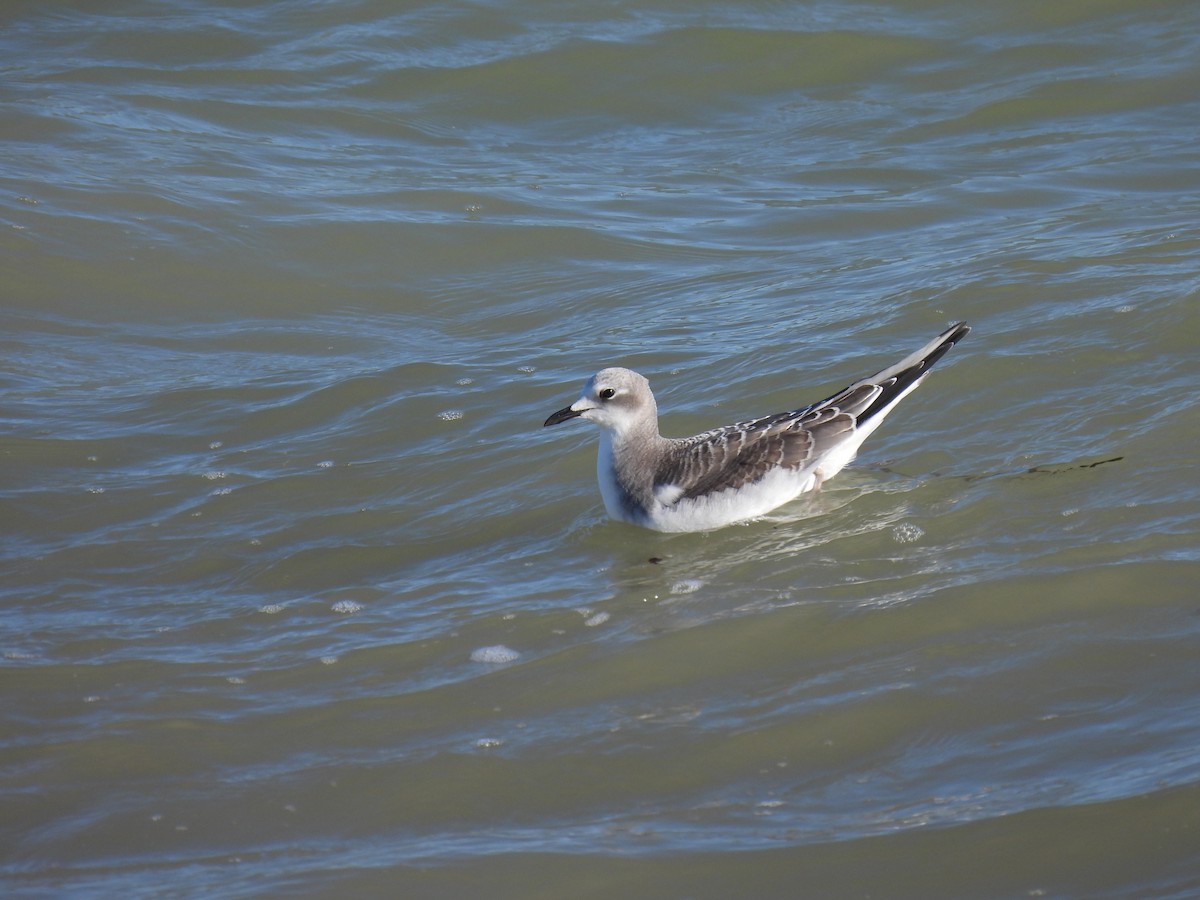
left=598, top=388, right=616, bottom=401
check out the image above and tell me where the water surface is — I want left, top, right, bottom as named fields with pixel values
left=3, top=0, right=1200, bottom=897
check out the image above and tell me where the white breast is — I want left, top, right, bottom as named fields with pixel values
left=595, top=431, right=637, bottom=524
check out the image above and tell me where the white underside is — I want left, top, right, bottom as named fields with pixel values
left=643, top=466, right=821, bottom=532
left=597, top=435, right=825, bottom=533
left=595, top=375, right=927, bottom=533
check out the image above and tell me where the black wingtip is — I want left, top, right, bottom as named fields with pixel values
left=921, top=322, right=971, bottom=371
left=857, top=322, right=970, bottom=424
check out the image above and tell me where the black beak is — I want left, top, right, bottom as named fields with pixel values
left=544, top=405, right=582, bottom=427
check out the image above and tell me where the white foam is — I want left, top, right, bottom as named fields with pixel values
left=470, top=644, right=520, bottom=664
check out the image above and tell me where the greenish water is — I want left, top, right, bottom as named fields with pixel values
left=3, top=0, right=1199, bottom=897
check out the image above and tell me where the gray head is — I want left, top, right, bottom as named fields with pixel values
left=543, top=367, right=658, bottom=438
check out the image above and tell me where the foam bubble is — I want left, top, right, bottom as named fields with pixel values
left=670, top=579, right=703, bottom=595
left=331, top=600, right=363, bottom=614
left=892, top=522, right=924, bottom=544
left=584, top=611, right=610, bottom=627
left=437, top=409, right=464, bottom=421
left=470, top=644, right=520, bottom=664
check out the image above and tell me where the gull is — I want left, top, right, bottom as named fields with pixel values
left=543, top=322, right=970, bottom=533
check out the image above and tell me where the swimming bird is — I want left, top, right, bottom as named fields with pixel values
left=543, top=322, right=970, bottom=532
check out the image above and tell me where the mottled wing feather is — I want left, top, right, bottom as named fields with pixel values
left=653, top=383, right=881, bottom=504
left=659, top=421, right=814, bottom=501
left=801, top=383, right=881, bottom=454
left=651, top=322, right=971, bottom=507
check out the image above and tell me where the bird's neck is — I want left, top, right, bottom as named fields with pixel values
left=597, top=424, right=668, bottom=523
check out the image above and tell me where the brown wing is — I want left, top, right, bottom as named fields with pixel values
left=651, top=322, right=970, bottom=506
left=654, top=384, right=886, bottom=503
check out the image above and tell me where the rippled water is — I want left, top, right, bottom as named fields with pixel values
left=3, top=0, right=1200, bottom=897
